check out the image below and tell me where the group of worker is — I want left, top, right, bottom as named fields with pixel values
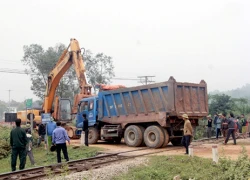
left=206, top=113, right=249, bottom=141
left=9, top=119, right=68, bottom=171
left=181, top=112, right=250, bottom=155
left=9, top=112, right=90, bottom=172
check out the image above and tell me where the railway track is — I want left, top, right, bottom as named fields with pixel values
left=0, top=136, right=225, bottom=180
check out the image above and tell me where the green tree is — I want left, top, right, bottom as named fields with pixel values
left=0, top=101, right=8, bottom=120
left=22, top=43, right=79, bottom=100
left=9, top=100, right=26, bottom=111
left=83, top=50, right=115, bottom=92
left=209, top=94, right=235, bottom=115
left=22, top=43, right=115, bottom=100
left=231, top=98, right=250, bottom=115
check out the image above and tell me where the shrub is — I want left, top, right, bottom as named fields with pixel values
left=114, top=147, right=250, bottom=180
left=0, top=125, right=11, bottom=159
left=217, top=146, right=250, bottom=180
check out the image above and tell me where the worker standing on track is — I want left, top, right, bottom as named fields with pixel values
left=224, top=113, right=236, bottom=145
left=213, top=113, right=218, bottom=126
left=221, top=113, right=229, bottom=141
left=25, top=123, right=31, bottom=132
left=216, top=114, right=222, bottom=139
left=46, top=115, right=56, bottom=148
left=37, top=123, right=47, bottom=149
left=26, top=128, right=35, bottom=166
left=206, top=115, right=212, bottom=138
left=52, top=121, right=70, bottom=163
left=10, top=119, right=28, bottom=171
left=181, top=114, right=193, bottom=155
left=83, top=114, right=89, bottom=146
left=240, top=114, right=247, bottom=139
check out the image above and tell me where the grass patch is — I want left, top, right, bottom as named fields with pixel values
left=0, top=145, right=101, bottom=174
left=114, top=148, right=250, bottom=180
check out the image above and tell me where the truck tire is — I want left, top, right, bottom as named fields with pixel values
left=160, top=127, right=170, bottom=148
left=171, top=138, right=182, bottom=146
left=67, top=127, right=74, bottom=138
left=65, top=126, right=80, bottom=139
left=88, top=127, right=99, bottom=144
left=124, top=125, right=143, bottom=147
left=144, top=125, right=164, bottom=148
left=137, top=125, right=146, bottom=146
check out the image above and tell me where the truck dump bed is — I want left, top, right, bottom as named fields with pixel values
left=98, top=77, right=208, bottom=126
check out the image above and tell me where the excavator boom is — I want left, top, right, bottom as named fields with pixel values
left=43, top=38, right=92, bottom=120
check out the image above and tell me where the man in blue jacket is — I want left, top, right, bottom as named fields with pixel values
left=46, top=116, right=56, bottom=148
left=52, top=121, right=70, bottom=163
left=213, top=113, right=218, bottom=125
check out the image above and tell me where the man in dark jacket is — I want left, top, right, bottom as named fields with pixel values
left=213, top=113, right=218, bottom=125
left=224, top=113, right=236, bottom=145
left=82, top=114, right=89, bottom=146
left=37, top=123, right=47, bottom=149
left=10, top=119, right=28, bottom=171
left=206, top=115, right=212, bottom=138
left=221, top=113, right=229, bottom=141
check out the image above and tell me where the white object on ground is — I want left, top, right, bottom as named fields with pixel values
left=80, top=131, right=85, bottom=145
left=212, top=145, right=218, bottom=163
left=188, top=145, right=194, bottom=157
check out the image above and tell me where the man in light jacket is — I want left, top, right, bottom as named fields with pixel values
left=26, top=129, right=35, bottom=165
left=52, top=121, right=70, bottom=163
left=181, top=114, right=193, bottom=154
left=216, top=114, right=222, bottom=139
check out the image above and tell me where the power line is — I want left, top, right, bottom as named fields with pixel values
left=0, top=68, right=140, bottom=81
left=138, top=76, right=155, bottom=85
left=112, top=78, right=139, bottom=81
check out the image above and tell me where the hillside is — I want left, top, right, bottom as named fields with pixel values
left=210, top=84, right=250, bottom=99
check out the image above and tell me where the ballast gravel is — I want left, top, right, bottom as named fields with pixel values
left=45, top=157, right=148, bottom=180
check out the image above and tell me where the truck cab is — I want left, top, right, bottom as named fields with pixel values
left=75, top=96, right=98, bottom=135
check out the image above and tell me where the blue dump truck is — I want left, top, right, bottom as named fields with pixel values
left=76, top=76, right=208, bottom=148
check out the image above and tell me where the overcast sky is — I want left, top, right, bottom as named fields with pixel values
left=0, top=0, right=249, bottom=102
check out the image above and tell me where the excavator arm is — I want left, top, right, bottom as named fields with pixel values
left=43, top=38, right=92, bottom=120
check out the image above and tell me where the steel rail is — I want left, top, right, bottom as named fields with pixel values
left=0, top=137, right=225, bottom=180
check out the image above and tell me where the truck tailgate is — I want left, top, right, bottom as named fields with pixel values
left=175, top=80, right=208, bottom=117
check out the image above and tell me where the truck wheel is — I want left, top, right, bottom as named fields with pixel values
left=137, top=125, right=146, bottom=146
left=171, top=138, right=182, bottom=146
left=160, top=127, right=170, bottom=148
left=124, top=125, right=143, bottom=147
left=88, top=127, right=99, bottom=144
left=144, top=125, right=164, bottom=148
left=66, top=127, right=74, bottom=138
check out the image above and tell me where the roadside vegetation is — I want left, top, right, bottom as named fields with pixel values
left=0, top=125, right=11, bottom=159
left=0, top=145, right=101, bottom=174
left=114, top=147, right=250, bottom=180
left=0, top=125, right=101, bottom=173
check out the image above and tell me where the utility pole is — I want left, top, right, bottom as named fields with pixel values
left=7, top=89, right=12, bottom=112
left=137, top=76, right=155, bottom=85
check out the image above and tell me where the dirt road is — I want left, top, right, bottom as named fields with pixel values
left=71, top=138, right=250, bottom=160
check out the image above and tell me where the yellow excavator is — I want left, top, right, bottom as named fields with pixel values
left=42, top=38, right=93, bottom=138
